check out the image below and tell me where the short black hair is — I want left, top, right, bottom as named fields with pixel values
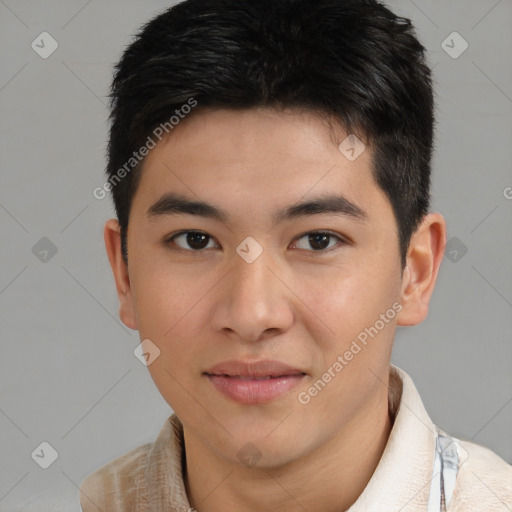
left=105, top=0, right=434, bottom=269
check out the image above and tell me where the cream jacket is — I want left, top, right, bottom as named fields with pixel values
left=79, top=366, right=512, bottom=511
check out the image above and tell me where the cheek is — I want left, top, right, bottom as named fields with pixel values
left=306, top=263, right=397, bottom=330
left=130, top=260, right=201, bottom=335
left=299, top=271, right=398, bottom=419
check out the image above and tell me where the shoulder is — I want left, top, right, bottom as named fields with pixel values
left=79, top=442, right=153, bottom=512
left=449, top=435, right=512, bottom=510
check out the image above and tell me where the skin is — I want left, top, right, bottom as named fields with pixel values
left=104, top=107, right=446, bottom=512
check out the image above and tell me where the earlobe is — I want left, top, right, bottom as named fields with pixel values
left=396, top=213, right=446, bottom=327
left=104, top=219, right=138, bottom=330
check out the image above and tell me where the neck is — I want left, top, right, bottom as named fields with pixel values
left=183, top=382, right=392, bottom=512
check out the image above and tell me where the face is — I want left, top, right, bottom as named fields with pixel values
left=106, top=107, right=438, bottom=468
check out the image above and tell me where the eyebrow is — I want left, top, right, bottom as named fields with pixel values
left=146, top=192, right=368, bottom=225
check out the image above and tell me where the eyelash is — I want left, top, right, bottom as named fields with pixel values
left=163, top=230, right=347, bottom=255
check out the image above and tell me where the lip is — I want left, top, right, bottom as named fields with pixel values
left=204, top=359, right=307, bottom=405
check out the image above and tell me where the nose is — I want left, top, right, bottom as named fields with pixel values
left=210, top=247, right=294, bottom=344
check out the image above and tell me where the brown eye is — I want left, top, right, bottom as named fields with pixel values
left=166, top=231, right=218, bottom=251
left=293, top=231, right=345, bottom=252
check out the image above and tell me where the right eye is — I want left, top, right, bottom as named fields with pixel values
left=164, top=230, right=220, bottom=252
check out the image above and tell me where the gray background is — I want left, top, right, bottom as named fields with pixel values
left=1, top=0, right=511, bottom=510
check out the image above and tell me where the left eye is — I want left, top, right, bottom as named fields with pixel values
left=292, top=231, right=345, bottom=252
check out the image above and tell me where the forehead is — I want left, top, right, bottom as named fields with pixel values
left=131, top=107, right=393, bottom=230
left=152, top=106, right=360, bottom=168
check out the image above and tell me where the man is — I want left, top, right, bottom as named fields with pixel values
left=80, top=0, right=512, bottom=510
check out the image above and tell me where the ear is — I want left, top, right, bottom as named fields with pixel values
left=104, top=218, right=137, bottom=330
left=396, top=213, right=446, bottom=326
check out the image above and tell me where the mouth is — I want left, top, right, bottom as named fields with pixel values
left=203, top=359, right=307, bottom=404
left=205, top=374, right=305, bottom=380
